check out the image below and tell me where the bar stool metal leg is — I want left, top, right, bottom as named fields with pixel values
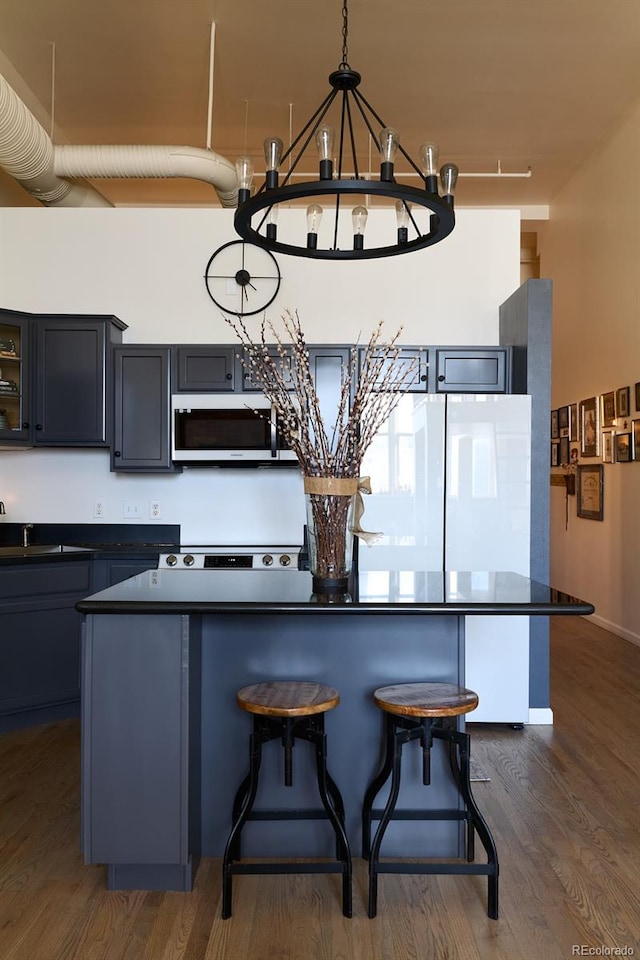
left=362, top=712, right=396, bottom=860
left=311, top=718, right=353, bottom=917
left=367, top=721, right=417, bottom=918
left=437, top=725, right=499, bottom=919
left=222, top=722, right=265, bottom=918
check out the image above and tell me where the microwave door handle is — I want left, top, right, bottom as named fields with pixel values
left=270, top=407, right=277, bottom=458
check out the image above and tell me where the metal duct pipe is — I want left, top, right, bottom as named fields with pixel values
left=0, top=73, right=111, bottom=206
left=54, top=143, right=238, bottom=208
left=0, top=72, right=239, bottom=208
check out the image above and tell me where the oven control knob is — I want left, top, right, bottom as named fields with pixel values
left=262, top=554, right=274, bottom=566
left=166, top=554, right=178, bottom=567
left=183, top=554, right=195, bottom=567
left=279, top=554, right=291, bottom=566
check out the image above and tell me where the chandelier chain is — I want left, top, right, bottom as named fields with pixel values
left=341, top=0, right=349, bottom=66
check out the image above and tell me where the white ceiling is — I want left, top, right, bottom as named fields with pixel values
left=1, top=0, right=640, bottom=210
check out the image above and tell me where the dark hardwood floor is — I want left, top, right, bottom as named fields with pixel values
left=1, top=616, right=639, bottom=959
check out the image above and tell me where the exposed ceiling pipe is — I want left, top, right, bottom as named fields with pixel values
left=0, top=72, right=111, bottom=206
left=54, top=144, right=238, bottom=208
left=0, top=72, right=239, bottom=208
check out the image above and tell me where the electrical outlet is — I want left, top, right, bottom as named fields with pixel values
left=149, top=500, right=161, bottom=519
left=123, top=500, right=142, bottom=519
left=94, top=500, right=105, bottom=518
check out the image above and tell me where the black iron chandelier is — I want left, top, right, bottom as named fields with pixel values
left=233, top=0, right=458, bottom=261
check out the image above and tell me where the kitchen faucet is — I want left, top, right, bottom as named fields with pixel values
left=22, top=523, right=33, bottom=547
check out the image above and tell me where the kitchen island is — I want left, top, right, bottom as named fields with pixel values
left=77, top=568, right=593, bottom=891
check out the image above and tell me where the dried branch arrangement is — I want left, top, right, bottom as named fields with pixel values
left=224, top=308, right=420, bottom=478
left=223, top=308, right=421, bottom=585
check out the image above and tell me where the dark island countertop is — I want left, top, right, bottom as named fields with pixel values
left=76, top=568, right=595, bottom=616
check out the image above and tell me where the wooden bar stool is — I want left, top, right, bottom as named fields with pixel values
left=222, top=680, right=352, bottom=918
left=362, top=682, right=499, bottom=920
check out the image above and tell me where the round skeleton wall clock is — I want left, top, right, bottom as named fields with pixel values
left=204, top=240, right=281, bottom=317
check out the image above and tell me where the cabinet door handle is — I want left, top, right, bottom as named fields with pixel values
left=22, top=421, right=30, bottom=429
left=226, top=373, right=232, bottom=380
left=438, top=375, right=445, bottom=382
left=421, top=374, right=427, bottom=382
left=114, top=450, right=122, bottom=457
left=35, top=424, right=43, bottom=430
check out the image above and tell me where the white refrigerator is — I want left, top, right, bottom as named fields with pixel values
left=359, top=393, right=532, bottom=723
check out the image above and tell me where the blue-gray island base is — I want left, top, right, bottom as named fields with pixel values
left=77, top=569, right=593, bottom=891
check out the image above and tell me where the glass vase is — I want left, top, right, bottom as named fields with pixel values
left=304, top=479, right=356, bottom=594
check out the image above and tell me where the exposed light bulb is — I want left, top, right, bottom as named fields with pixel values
left=235, top=156, right=254, bottom=203
left=264, top=137, right=284, bottom=189
left=379, top=127, right=400, bottom=182
left=395, top=200, right=411, bottom=243
left=440, top=163, right=459, bottom=201
left=352, top=205, right=368, bottom=250
left=419, top=142, right=439, bottom=193
left=315, top=124, right=335, bottom=180
left=306, top=204, right=323, bottom=249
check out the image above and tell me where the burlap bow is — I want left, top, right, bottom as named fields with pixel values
left=302, top=475, right=382, bottom=545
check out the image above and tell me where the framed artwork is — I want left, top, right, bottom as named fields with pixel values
left=558, top=405, right=569, bottom=438
left=569, top=403, right=578, bottom=442
left=601, top=391, right=616, bottom=427
left=550, top=409, right=559, bottom=440
left=635, top=382, right=640, bottom=412
left=550, top=441, right=559, bottom=467
left=602, top=429, right=615, bottom=463
left=633, top=419, right=640, bottom=460
left=617, top=386, right=630, bottom=419
left=616, top=432, right=631, bottom=462
left=579, top=397, right=599, bottom=457
left=558, top=436, right=570, bottom=464
left=577, top=464, right=604, bottom=520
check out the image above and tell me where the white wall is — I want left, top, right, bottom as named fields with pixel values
left=540, top=95, right=640, bottom=645
left=0, top=206, right=520, bottom=543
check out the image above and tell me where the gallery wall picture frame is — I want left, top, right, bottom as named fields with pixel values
left=550, top=409, right=559, bottom=440
left=558, top=405, right=569, bottom=438
left=635, top=382, right=640, bottom=412
left=601, top=391, right=616, bottom=427
left=617, top=385, right=630, bottom=419
left=559, top=436, right=570, bottom=464
left=616, top=432, right=631, bottom=462
left=633, top=419, right=640, bottom=459
left=577, top=464, right=604, bottom=520
left=602, top=429, right=615, bottom=463
left=550, top=441, right=560, bottom=467
left=569, top=403, right=578, bottom=441
left=579, top=397, right=600, bottom=457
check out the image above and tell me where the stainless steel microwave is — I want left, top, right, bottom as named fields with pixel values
left=171, top=394, right=298, bottom=465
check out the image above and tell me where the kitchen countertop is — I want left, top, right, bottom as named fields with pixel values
left=76, top=568, right=595, bottom=616
left=0, top=522, right=180, bottom=564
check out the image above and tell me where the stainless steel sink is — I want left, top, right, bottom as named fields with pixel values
left=0, top=544, right=94, bottom=558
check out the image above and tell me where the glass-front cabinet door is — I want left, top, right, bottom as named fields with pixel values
left=0, top=311, right=31, bottom=443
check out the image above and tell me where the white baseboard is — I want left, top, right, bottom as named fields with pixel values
left=526, top=707, right=554, bottom=725
left=588, top=613, right=640, bottom=647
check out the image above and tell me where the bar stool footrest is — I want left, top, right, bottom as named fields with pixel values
left=369, top=807, right=469, bottom=822
left=244, top=808, right=339, bottom=821
left=229, top=860, right=349, bottom=876
left=372, top=861, right=499, bottom=876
